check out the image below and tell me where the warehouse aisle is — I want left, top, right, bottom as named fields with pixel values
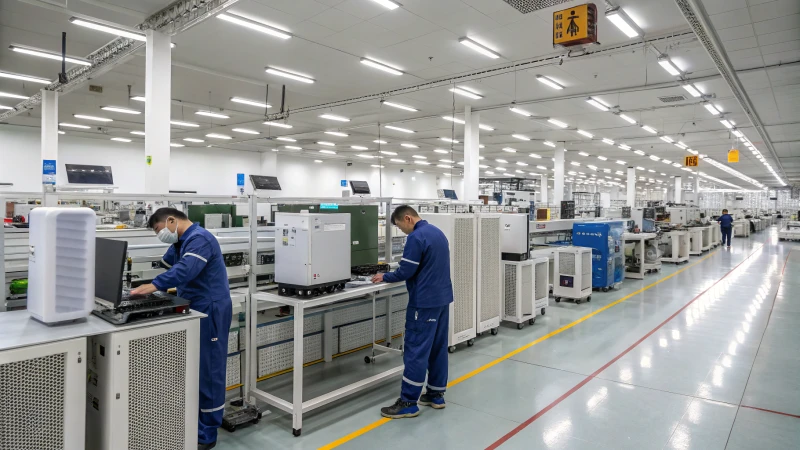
left=217, top=229, right=799, bottom=450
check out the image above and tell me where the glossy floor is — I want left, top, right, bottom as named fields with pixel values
left=218, top=228, right=799, bottom=450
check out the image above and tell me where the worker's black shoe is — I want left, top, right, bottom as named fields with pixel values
left=380, top=399, right=419, bottom=419
left=198, top=441, right=216, bottom=450
left=418, top=392, right=446, bottom=409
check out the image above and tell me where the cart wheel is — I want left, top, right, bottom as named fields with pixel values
left=467, top=339, right=475, bottom=347
left=257, top=412, right=263, bottom=420
left=224, top=423, right=236, bottom=433
left=555, top=297, right=561, bottom=303
left=517, top=323, right=525, bottom=330
left=448, top=346, right=456, bottom=353
left=293, top=428, right=302, bottom=437
left=491, top=327, right=499, bottom=335
left=230, top=399, right=244, bottom=407
left=251, top=418, right=260, bottom=425
left=364, top=356, right=372, bottom=364
left=575, top=299, right=582, bottom=304
left=541, top=308, right=546, bottom=315
left=528, top=318, right=536, bottom=325
left=587, top=296, right=592, bottom=302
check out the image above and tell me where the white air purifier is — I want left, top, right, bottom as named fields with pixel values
left=553, top=247, right=592, bottom=304
left=502, top=260, right=536, bottom=329
left=476, top=214, right=502, bottom=335
left=27, top=207, right=96, bottom=324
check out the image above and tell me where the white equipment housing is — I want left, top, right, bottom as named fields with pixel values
left=420, top=213, right=477, bottom=350
left=553, top=247, right=592, bottom=303
left=734, top=219, right=750, bottom=237
left=661, top=230, right=690, bottom=264
left=274, top=212, right=351, bottom=289
left=85, top=319, right=201, bottom=450
left=688, top=228, right=704, bottom=255
left=500, top=213, right=530, bottom=259
left=502, top=260, right=536, bottom=328
left=532, top=256, right=550, bottom=315
left=476, top=214, right=502, bottom=334
left=27, top=207, right=96, bottom=324
left=0, top=337, right=86, bottom=449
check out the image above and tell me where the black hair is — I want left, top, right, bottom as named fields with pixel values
left=147, top=207, right=188, bottom=229
left=390, top=205, right=419, bottom=225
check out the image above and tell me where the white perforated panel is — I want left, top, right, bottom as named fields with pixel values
left=503, top=264, right=517, bottom=317
left=581, top=251, right=592, bottom=289
left=479, top=217, right=501, bottom=322
left=256, top=314, right=323, bottom=347
left=453, top=217, right=475, bottom=334
left=226, top=353, right=241, bottom=388
left=559, top=252, right=575, bottom=275
left=257, top=334, right=322, bottom=378
left=521, top=263, right=534, bottom=309
left=535, top=261, right=548, bottom=302
left=227, top=328, right=239, bottom=355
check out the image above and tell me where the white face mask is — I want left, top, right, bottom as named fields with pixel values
left=157, top=218, right=179, bottom=244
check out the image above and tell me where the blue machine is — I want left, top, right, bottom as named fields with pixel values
left=572, top=221, right=625, bottom=290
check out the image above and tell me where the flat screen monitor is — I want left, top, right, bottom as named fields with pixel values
left=442, top=189, right=458, bottom=200
left=349, top=180, right=370, bottom=195
left=250, top=175, right=282, bottom=191
left=65, top=164, right=114, bottom=185
left=95, top=238, right=127, bottom=306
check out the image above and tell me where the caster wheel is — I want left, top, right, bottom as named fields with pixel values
left=467, top=339, right=475, bottom=347
left=257, top=412, right=263, bottom=420
left=230, top=399, right=244, bottom=407
left=448, top=346, right=456, bottom=353
left=517, top=323, right=525, bottom=330
left=293, top=428, right=302, bottom=437
left=529, top=318, right=536, bottom=325
left=575, top=299, right=582, bottom=304
left=587, top=296, right=592, bottom=302
left=541, top=308, right=546, bottom=315
left=602, top=287, right=609, bottom=292
left=364, top=356, right=373, bottom=364
left=555, top=297, right=561, bottom=303
left=491, top=328, right=499, bottom=335
left=224, top=424, right=236, bottom=433
left=251, top=419, right=260, bottom=425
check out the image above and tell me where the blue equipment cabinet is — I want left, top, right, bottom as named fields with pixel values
left=572, top=221, right=625, bottom=290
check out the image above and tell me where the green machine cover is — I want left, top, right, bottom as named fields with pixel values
left=275, top=204, right=379, bottom=266
left=187, top=204, right=244, bottom=228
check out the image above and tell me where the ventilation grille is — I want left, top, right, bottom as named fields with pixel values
left=657, top=95, right=687, bottom=103
left=559, top=251, right=576, bottom=275
left=502, top=0, right=572, bottom=14
left=535, top=261, right=548, bottom=300
left=503, top=264, right=517, bottom=317
left=479, top=218, right=501, bottom=322
left=581, top=251, right=592, bottom=289
left=0, top=353, right=66, bottom=449
left=128, top=330, right=187, bottom=450
left=55, top=217, right=91, bottom=314
left=521, top=263, right=534, bottom=307
left=453, top=217, right=475, bottom=334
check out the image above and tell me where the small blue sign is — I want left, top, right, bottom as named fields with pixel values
left=320, top=203, right=339, bottom=210
left=237, top=173, right=245, bottom=187
left=42, top=159, right=56, bottom=185
left=340, top=179, right=347, bottom=187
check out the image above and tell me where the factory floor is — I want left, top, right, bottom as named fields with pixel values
left=217, top=227, right=800, bottom=450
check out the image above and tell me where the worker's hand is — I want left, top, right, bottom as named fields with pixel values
left=130, top=283, right=158, bottom=296
left=371, top=273, right=385, bottom=283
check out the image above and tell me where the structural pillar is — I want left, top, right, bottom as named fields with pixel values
left=674, top=176, right=682, bottom=203
left=627, top=167, right=636, bottom=207
left=554, top=147, right=565, bottom=205
left=144, top=29, right=172, bottom=194
left=463, top=105, right=480, bottom=201
left=41, top=89, right=58, bottom=205
left=539, top=174, right=548, bottom=204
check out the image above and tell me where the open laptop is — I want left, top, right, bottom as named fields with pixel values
left=92, top=237, right=190, bottom=324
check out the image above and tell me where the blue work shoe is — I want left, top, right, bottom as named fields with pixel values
left=380, top=399, right=420, bottom=419
left=418, top=392, right=446, bottom=409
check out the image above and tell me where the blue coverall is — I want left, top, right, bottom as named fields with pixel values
left=718, top=214, right=734, bottom=246
left=152, top=223, right=232, bottom=445
left=383, top=220, right=454, bottom=403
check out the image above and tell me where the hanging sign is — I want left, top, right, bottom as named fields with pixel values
left=728, top=149, right=739, bottom=163
left=684, top=155, right=699, bottom=167
left=553, top=3, right=598, bottom=47
left=42, top=159, right=56, bottom=185
left=236, top=173, right=245, bottom=187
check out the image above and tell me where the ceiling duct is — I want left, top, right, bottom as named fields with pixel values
left=657, top=95, right=687, bottom=103
left=502, top=0, right=573, bottom=14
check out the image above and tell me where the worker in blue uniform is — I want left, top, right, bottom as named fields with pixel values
left=717, top=209, right=734, bottom=249
left=371, top=205, right=454, bottom=418
left=131, top=207, right=232, bottom=450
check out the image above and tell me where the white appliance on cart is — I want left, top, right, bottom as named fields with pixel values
left=553, top=247, right=592, bottom=304
left=502, top=260, right=536, bottom=329
left=476, top=214, right=502, bottom=336
left=660, top=230, right=690, bottom=264
left=532, top=256, right=550, bottom=315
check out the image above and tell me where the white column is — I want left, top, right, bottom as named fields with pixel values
left=627, top=167, right=636, bottom=207
left=41, top=90, right=58, bottom=205
left=674, top=176, right=682, bottom=203
left=554, top=147, right=565, bottom=204
left=144, top=30, right=172, bottom=194
left=539, top=174, right=548, bottom=204
left=463, top=105, right=480, bottom=201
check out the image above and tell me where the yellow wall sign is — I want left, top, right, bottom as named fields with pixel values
left=553, top=3, right=598, bottom=47
left=684, top=155, right=699, bottom=167
left=146, top=155, right=152, bottom=166
left=728, top=149, right=739, bottom=163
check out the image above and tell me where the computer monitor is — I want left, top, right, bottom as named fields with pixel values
left=250, top=175, right=282, bottom=191
left=442, top=189, right=457, bottom=200
left=65, top=164, right=114, bottom=185
left=95, top=238, right=128, bottom=306
left=349, top=180, right=370, bottom=195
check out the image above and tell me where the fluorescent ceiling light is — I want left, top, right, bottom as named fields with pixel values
left=606, top=7, right=642, bottom=38
left=110, top=137, right=131, bottom=142
left=264, top=121, right=292, bottom=128
left=415, top=161, right=431, bottom=165
left=233, top=128, right=260, bottom=134
left=374, top=140, right=388, bottom=144
left=370, top=0, right=400, bottom=10
left=266, top=67, right=314, bottom=83
left=0, top=91, right=28, bottom=100
left=536, top=75, right=564, bottom=90
left=634, top=150, right=646, bottom=155
left=101, top=106, right=140, bottom=115
left=437, top=164, right=453, bottom=169
left=704, top=104, right=721, bottom=115
left=578, top=151, right=590, bottom=157
left=285, top=145, right=301, bottom=150
left=218, top=13, right=292, bottom=39
left=537, top=165, right=547, bottom=170
left=479, top=123, right=494, bottom=131
left=571, top=161, right=581, bottom=166
left=170, top=142, right=184, bottom=147
left=496, top=159, right=508, bottom=163
left=412, top=155, right=427, bottom=159
left=434, top=149, right=449, bottom=154
left=732, top=129, right=744, bottom=138
left=658, top=55, right=682, bottom=76
left=385, top=125, right=414, bottom=133
left=380, top=150, right=397, bottom=155
left=74, top=114, right=111, bottom=122
left=276, top=137, right=296, bottom=142
left=183, top=138, right=204, bottom=143
left=361, top=58, right=403, bottom=75
left=641, top=125, right=657, bottom=133
left=616, top=160, right=626, bottom=165
left=317, top=141, right=335, bottom=146
left=548, top=118, right=568, bottom=128
left=619, top=114, right=637, bottom=124
left=325, top=131, right=348, bottom=137
left=9, top=43, right=90, bottom=66
left=170, top=120, right=199, bottom=127
left=0, top=70, right=50, bottom=84
left=502, top=147, right=517, bottom=153
left=682, top=84, right=702, bottom=98
left=577, top=129, right=594, bottom=138
left=586, top=97, right=609, bottom=111
left=597, top=155, right=608, bottom=161
left=130, top=130, right=145, bottom=136
left=130, top=96, right=146, bottom=102
left=529, top=153, right=542, bottom=159
left=69, top=17, right=145, bottom=41
left=459, top=37, right=500, bottom=59
left=510, top=106, right=532, bottom=117
left=512, top=134, right=530, bottom=141
left=401, top=143, right=418, bottom=148
left=439, top=159, right=455, bottom=163
left=383, top=101, right=417, bottom=112
left=358, top=154, right=374, bottom=159
left=659, top=136, right=674, bottom=143
left=352, top=145, right=368, bottom=150
left=231, top=97, right=270, bottom=108
left=720, top=119, right=734, bottom=129
left=602, top=138, right=614, bottom=145
left=59, top=122, right=90, bottom=129
left=206, top=133, right=232, bottom=139
left=449, top=87, right=482, bottom=99
left=440, top=137, right=458, bottom=143
left=371, top=164, right=385, bottom=168
left=672, top=163, right=682, bottom=168
left=196, top=110, right=229, bottom=119
left=636, top=166, right=645, bottom=171
left=479, top=165, right=490, bottom=169
left=58, top=130, right=65, bottom=134
left=320, top=114, right=349, bottom=122
left=675, top=142, right=688, bottom=149
left=319, top=149, right=336, bottom=154
left=543, top=141, right=556, bottom=148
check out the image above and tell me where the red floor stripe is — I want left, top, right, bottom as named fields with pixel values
left=739, top=405, right=800, bottom=419
left=486, top=244, right=765, bottom=450
left=782, top=249, right=791, bottom=275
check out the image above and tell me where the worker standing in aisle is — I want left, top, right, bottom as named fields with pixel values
left=130, top=208, right=231, bottom=450
left=371, top=205, right=454, bottom=418
left=718, top=209, right=734, bottom=249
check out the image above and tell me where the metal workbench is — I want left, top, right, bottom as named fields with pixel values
left=622, top=232, right=661, bottom=279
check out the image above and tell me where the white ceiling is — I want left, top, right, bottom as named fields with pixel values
left=0, top=0, right=798, bottom=190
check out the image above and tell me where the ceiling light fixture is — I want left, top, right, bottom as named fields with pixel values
left=619, top=114, right=637, bottom=124
left=390, top=158, right=406, bottom=163
left=577, top=129, right=594, bottom=138
left=74, top=114, right=112, bottom=122
left=634, top=150, right=646, bottom=155
left=509, top=106, right=532, bottom=117
left=602, top=138, right=615, bottom=145
left=101, top=106, right=140, bottom=115
left=658, top=55, right=682, bottom=76
left=449, top=86, right=483, bottom=99
left=400, top=143, right=417, bottom=148
left=440, top=137, right=458, bottom=143
left=170, top=120, right=200, bottom=127
left=69, top=17, right=145, bottom=41
left=641, top=125, right=657, bottom=133
left=496, top=159, right=508, bottom=163
left=0, top=70, right=51, bottom=84
left=529, top=153, right=542, bottom=159
left=196, top=110, right=230, bottom=119
left=412, top=155, right=427, bottom=159
left=543, top=141, right=556, bottom=148
left=383, top=101, right=417, bottom=112
left=352, top=145, right=369, bottom=150
left=732, top=129, right=744, bottom=138
left=597, top=155, right=607, bottom=161
left=59, top=122, right=90, bottom=129
left=170, top=142, right=184, bottom=147
left=586, top=97, right=609, bottom=111
left=502, top=147, right=517, bottom=153
left=276, top=137, right=296, bottom=142
left=380, top=150, right=397, bottom=155
left=319, top=149, right=336, bottom=154
left=659, top=136, right=674, bottom=143
left=512, top=134, right=530, bottom=141
left=616, top=160, right=626, bottom=165
left=720, top=119, right=734, bottom=129
left=130, top=96, right=146, bottom=102
left=385, top=125, right=414, bottom=133
left=206, top=133, right=232, bottom=139
left=548, top=118, right=568, bottom=128
left=263, top=121, right=292, bottom=128
left=231, top=97, right=271, bottom=108
left=578, top=151, right=590, bottom=157
left=682, top=83, right=703, bottom=98
left=374, top=140, right=388, bottom=144
left=370, top=0, right=400, bottom=10
left=361, top=57, right=403, bottom=75
left=324, top=131, right=348, bottom=137
left=704, top=103, right=721, bottom=115
left=218, top=13, right=292, bottom=39
left=415, top=160, right=431, bottom=165
left=618, top=144, right=631, bottom=150
left=266, top=67, right=314, bottom=83
left=357, top=154, right=374, bottom=159
left=675, top=142, right=688, bottom=149
left=606, top=7, right=642, bottom=38
left=183, top=138, right=204, bottom=143
left=317, top=141, right=335, bottom=146
left=285, top=146, right=301, bottom=150
left=320, top=113, right=349, bottom=122
left=458, top=37, right=500, bottom=59
left=536, top=75, right=564, bottom=90
left=0, top=92, right=28, bottom=100
left=9, top=43, right=91, bottom=66
left=233, top=128, right=260, bottom=134
left=434, top=149, right=449, bottom=154
left=130, top=131, right=145, bottom=136
left=110, top=137, right=131, bottom=142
